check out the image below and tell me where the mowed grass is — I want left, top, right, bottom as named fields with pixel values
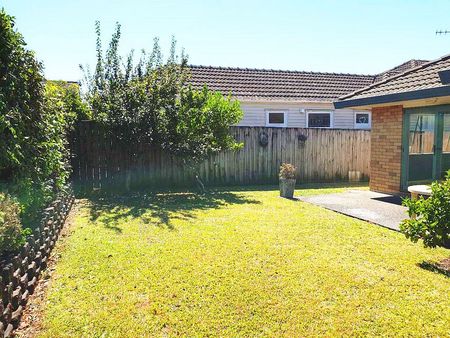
left=39, top=184, right=449, bottom=337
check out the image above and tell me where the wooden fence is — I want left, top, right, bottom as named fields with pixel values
left=70, top=122, right=370, bottom=189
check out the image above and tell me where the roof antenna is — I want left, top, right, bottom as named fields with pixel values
left=436, top=30, right=450, bottom=35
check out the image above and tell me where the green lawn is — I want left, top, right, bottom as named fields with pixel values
left=39, top=184, right=449, bottom=337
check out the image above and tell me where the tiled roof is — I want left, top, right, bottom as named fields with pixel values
left=188, top=65, right=376, bottom=102
left=339, top=55, right=450, bottom=101
left=374, top=59, right=429, bottom=82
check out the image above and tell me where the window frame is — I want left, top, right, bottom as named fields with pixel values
left=265, top=110, right=288, bottom=127
left=306, top=110, right=333, bottom=128
left=354, top=111, right=371, bottom=129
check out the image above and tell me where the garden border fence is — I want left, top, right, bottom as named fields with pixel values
left=0, top=191, right=74, bottom=337
left=71, top=123, right=370, bottom=189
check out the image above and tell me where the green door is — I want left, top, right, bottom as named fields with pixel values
left=402, top=106, right=450, bottom=190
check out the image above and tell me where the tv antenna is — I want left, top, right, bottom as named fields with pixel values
left=436, top=30, right=450, bottom=35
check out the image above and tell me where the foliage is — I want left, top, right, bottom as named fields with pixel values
left=170, top=87, right=243, bottom=162
left=40, top=186, right=449, bottom=337
left=2, top=180, right=52, bottom=230
left=0, top=9, right=46, bottom=181
left=46, top=81, right=91, bottom=122
left=0, top=10, right=79, bottom=233
left=400, top=173, right=450, bottom=249
left=279, top=163, right=296, bottom=179
left=0, top=193, right=30, bottom=255
left=81, top=22, right=243, bottom=167
left=0, top=10, right=76, bottom=187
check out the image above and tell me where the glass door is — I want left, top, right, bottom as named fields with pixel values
left=408, top=113, right=436, bottom=183
left=441, top=113, right=450, bottom=178
left=402, top=107, right=450, bottom=190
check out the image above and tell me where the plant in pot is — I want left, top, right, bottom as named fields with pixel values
left=279, top=163, right=297, bottom=198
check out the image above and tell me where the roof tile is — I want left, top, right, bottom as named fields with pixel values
left=339, top=55, right=450, bottom=101
left=188, top=65, right=375, bottom=102
left=188, top=60, right=429, bottom=102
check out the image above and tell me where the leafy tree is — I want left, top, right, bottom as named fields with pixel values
left=0, top=10, right=80, bottom=232
left=0, top=9, right=45, bottom=181
left=400, top=172, right=450, bottom=249
left=171, top=87, right=243, bottom=163
left=46, top=81, right=91, bottom=122
left=82, top=22, right=243, bottom=189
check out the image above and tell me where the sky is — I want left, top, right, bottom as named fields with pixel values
left=2, top=0, right=450, bottom=81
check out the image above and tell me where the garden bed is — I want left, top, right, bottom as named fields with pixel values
left=0, top=191, right=74, bottom=337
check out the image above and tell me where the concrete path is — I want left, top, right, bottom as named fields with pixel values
left=298, top=190, right=409, bottom=231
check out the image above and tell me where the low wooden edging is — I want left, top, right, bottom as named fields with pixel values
left=0, top=191, right=74, bottom=337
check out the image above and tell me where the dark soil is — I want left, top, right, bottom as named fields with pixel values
left=436, top=257, right=450, bottom=273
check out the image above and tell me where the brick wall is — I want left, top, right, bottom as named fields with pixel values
left=370, top=105, right=403, bottom=193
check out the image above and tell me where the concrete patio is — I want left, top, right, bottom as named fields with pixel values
left=299, top=190, right=409, bottom=231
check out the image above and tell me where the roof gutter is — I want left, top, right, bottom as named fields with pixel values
left=334, top=85, right=450, bottom=109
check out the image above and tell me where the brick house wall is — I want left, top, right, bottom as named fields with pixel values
left=370, top=105, right=404, bottom=193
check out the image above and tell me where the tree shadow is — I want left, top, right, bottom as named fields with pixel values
left=84, top=189, right=261, bottom=232
left=418, top=261, right=450, bottom=278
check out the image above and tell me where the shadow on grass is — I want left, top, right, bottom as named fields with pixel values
left=418, top=261, right=450, bottom=278
left=83, top=189, right=261, bottom=231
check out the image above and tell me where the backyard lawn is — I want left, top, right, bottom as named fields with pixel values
left=37, top=185, right=449, bottom=337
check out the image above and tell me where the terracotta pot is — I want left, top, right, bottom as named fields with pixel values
left=279, top=178, right=296, bottom=198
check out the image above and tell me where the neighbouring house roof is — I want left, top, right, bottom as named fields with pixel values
left=335, top=54, right=450, bottom=109
left=188, top=60, right=428, bottom=103
left=373, top=59, right=429, bottom=82
left=188, top=65, right=375, bottom=102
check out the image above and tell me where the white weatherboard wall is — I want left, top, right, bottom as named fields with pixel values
left=237, top=101, right=370, bottom=129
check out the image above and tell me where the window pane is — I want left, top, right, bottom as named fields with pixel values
left=356, top=113, right=369, bottom=124
left=308, top=113, right=330, bottom=128
left=409, top=113, right=435, bottom=154
left=444, top=114, right=450, bottom=153
left=268, top=112, right=284, bottom=124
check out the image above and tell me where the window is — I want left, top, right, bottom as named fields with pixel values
left=409, top=113, right=435, bottom=154
left=266, top=111, right=287, bottom=127
left=355, top=112, right=371, bottom=129
left=307, top=111, right=332, bottom=128
left=444, top=114, right=450, bottom=153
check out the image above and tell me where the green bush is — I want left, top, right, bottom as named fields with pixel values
left=1, top=10, right=79, bottom=227
left=400, top=173, right=450, bottom=248
left=3, top=179, right=51, bottom=229
left=0, top=9, right=46, bottom=182
left=82, top=22, right=243, bottom=170
left=0, top=193, right=29, bottom=255
left=1, top=11, right=77, bottom=188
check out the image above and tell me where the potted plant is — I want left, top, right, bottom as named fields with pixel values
left=279, top=163, right=297, bottom=198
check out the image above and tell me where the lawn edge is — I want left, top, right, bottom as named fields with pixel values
left=14, top=201, right=80, bottom=338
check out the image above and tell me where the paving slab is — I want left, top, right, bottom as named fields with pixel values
left=298, top=190, right=409, bottom=231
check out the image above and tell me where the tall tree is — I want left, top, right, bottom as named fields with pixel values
left=0, top=9, right=45, bottom=181
left=82, top=22, right=243, bottom=190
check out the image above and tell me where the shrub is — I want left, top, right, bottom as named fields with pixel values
left=279, top=163, right=296, bottom=180
left=82, top=22, right=243, bottom=176
left=0, top=9, right=45, bottom=182
left=0, top=193, right=29, bottom=255
left=46, top=81, right=91, bottom=123
left=400, top=172, right=450, bottom=249
left=1, top=10, right=76, bottom=223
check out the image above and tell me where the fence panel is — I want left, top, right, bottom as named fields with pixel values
left=71, top=123, right=371, bottom=189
